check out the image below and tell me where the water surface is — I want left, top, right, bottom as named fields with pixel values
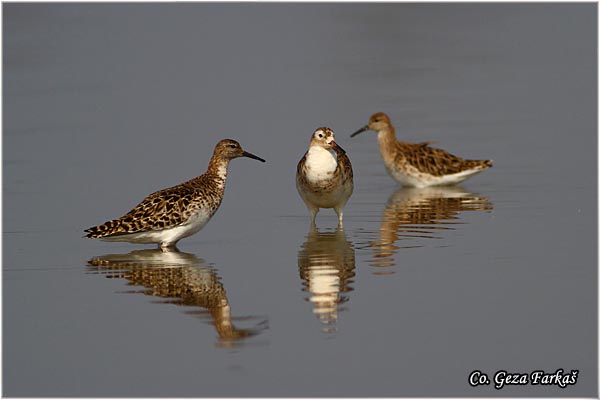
left=3, top=3, right=596, bottom=397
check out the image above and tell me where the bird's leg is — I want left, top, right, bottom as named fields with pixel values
left=309, top=206, right=319, bottom=228
left=160, top=242, right=178, bottom=253
left=334, top=207, right=344, bottom=229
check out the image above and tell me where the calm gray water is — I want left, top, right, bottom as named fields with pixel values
left=3, top=3, right=597, bottom=397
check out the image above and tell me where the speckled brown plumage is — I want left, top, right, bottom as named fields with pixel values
left=393, top=141, right=493, bottom=177
left=351, top=112, right=492, bottom=187
left=84, top=139, right=265, bottom=249
left=85, top=173, right=225, bottom=238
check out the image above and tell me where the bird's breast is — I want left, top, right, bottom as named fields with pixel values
left=304, top=147, right=338, bottom=183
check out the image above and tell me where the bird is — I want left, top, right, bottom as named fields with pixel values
left=84, top=139, right=265, bottom=250
left=296, top=127, right=353, bottom=227
left=351, top=112, right=492, bottom=188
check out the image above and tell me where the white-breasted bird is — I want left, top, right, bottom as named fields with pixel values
left=296, top=127, right=353, bottom=227
left=351, top=112, right=492, bottom=188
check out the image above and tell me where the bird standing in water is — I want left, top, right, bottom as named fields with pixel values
left=85, top=139, right=265, bottom=250
left=296, top=127, right=354, bottom=227
left=351, top=112, right=492, bottom=188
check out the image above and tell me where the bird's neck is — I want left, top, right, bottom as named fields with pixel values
left=377, top=126, right=399, bottom=163
left=206, top=156, right=230, bottom=187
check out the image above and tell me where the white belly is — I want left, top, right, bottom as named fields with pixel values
left=298, top=180, right=353, bottom=209
left=386, top=163, right=484, bottom=188
left=101, top=208, right=214, bottom=246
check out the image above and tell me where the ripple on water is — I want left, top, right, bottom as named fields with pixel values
left=353, top=186, right=493, bottom=270
left=297, top=227, right=355, bottom=334
left=87, top=249, right=268, bottom=348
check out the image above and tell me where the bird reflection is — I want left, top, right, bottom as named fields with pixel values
left=87, top=249, right=267, bottom=347
left=363, top=186, right=493, bottom=270
left=297, top=227, right=355, bottom=334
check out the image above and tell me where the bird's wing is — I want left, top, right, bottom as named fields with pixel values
left=401, top=143, right=489, bottom=176
left=84, top=183, right=199, bottom=238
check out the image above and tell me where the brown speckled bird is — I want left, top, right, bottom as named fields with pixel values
left=296, top=127, right=354, bottom=227
left=351, top=112, right=492, bottom=187
left=84, top=139, right=265, bottom=250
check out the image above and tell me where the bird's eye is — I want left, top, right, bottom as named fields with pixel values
left=228, top=144, right=236, bottom=148
left=318, top=133, right=323, bottom=138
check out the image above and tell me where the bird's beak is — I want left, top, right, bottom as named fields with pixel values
left=243, top=151, right=266, bottom=162
left=350, top=125, right=370, bottom=138
left=330, top=140, right=346, bottom=154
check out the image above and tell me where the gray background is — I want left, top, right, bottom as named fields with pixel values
left=3, top=3, right=597, bottom=397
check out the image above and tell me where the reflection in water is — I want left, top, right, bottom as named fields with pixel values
left=298, top=227, right=355, bottom=334
left=87, top=249, right=267, bottom=347
left=361, top=187, right=493, bottom=270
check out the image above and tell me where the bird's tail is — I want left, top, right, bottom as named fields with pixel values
left=467, top=159, right=493, bottom=170
left=84, top=219, right=126, bottom=238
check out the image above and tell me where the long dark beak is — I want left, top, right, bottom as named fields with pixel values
left=242, top=151, right=266, bottom=162
left=330, top=140, right=346, bottom=154
left=350, top=125, right=370, bottom=138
